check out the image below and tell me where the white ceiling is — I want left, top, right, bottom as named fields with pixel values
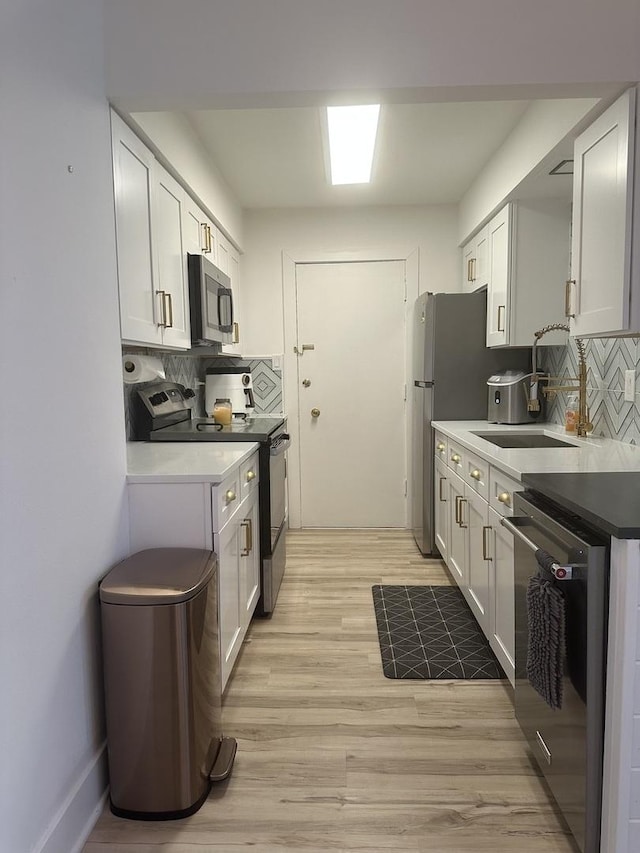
left=186, top=100, right=541, bottom=209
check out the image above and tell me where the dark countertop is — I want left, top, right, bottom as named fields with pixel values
left=522, top=472, right=640, bottom=539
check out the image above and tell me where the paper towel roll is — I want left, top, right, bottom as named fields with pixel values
left=122, top=355, right=166, bottom=384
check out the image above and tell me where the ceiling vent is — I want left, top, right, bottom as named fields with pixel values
left=549, top=159, right=574, bottom=176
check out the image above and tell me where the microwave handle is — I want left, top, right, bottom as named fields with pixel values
left=217, top=287, right=234, bottom=333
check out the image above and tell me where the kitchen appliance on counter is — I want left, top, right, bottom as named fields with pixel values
left=503, top=490, right=609, bottom=853
left=133, top=381, right=289, bottom=615
left=205, top=364, right=255, bottom=418
left=487, top=369, right=545, bottom=424
left=188, top=253, right=234, bottom=345
left=412, top=290, right=530, bottom=555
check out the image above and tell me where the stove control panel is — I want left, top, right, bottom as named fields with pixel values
left=137, top=382, right=192, bottom=417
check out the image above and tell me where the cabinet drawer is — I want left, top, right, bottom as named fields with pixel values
left=239, top=452, right=259, bottom=503
left=447, top=440, right=465, bottom=476
left=464, top=450, right=489, bottom=501
left=434, top=431, right=448, bottom=462
left=489, top=468, right=522, bottom=517
left=212, top=469, right=241, bottom=532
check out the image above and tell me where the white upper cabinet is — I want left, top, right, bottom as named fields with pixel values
left=154, top=165, right=191, bottom=349
left=486, top=206, right=510, bottom=346
left=461, top=225, right=489, bottom=293
left=111, top=111, right=191, bottom=350
left=182, top=196, right=215, bottom=262
left=485, top=200, right=570, bottom=348
left=570, top=87, right=638, bottom=337
left=111, top=112, right=162, bottom=347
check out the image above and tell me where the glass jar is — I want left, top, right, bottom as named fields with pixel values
left=212, top=398, right=232, bottom=426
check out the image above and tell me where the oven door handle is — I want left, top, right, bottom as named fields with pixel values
left=270, top=435, right=290, bottom=455
left=500, top=517, right=580, bottom=580
left=500, top=516, right=541, bottom=553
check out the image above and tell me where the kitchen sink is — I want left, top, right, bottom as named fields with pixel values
left=471, top=431, right=578, bottom=449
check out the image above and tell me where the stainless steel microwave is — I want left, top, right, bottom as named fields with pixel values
left=187, top=253, right=233, bottom=345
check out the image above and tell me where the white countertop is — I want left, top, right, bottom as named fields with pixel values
left=126, top=441, right=260, bottom=484
left=431, top=420, right=640, bottom=481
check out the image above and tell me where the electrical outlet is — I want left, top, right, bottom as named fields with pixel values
left=624, top=369, right=636, bottom=402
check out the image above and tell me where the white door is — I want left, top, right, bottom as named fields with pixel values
left=295, top=261, right=406, bottom=528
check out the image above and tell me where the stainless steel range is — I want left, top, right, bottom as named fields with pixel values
left=133, top=381, right=289, bottom=615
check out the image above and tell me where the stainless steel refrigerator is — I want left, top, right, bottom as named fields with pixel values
left=411, top=290, right=529, bottom=555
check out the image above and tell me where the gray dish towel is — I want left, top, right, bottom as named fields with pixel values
left=526, top=549, right=566, bottom=710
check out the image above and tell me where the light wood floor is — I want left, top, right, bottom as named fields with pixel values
left=84, top=529, right=576, bottom=852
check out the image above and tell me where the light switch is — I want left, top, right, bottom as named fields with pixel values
left=624, top=369, right=636, bottom=402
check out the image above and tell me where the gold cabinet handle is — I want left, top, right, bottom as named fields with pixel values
left=439, top=476, right=447, bottom=502
left=482, top=525, right=492, bottom=561
left=202, top=223, right=212, bottom=253
left=233, top=321, right=240, bottom=344
left=470, top=469, right=481, bottom=480
left=458, top=497, right=467, bottom=528
left=565, top=279, right=576, bottom=319
left=497, top=304, right=506, bottom=332
left=240, top=517, right=253, bottom=556
left=497, top=491, right=511, bottom=507
left=246, top=469, right=256, bottom=482
left=467, top=258, right=473, bottom=282
left=156, top=290, right=167, bottom=327
left=225, top=489, right=237, bottom=504
left=436, top=442, right=445, bottom=452
left=311, top=407, right=321, bottom=418
left=451, top=453, right=461, bottom=464
left=455, top=494, right=462, bottom=525
left=164, top=292, right=173, bottom=328
left=470, top=257, right=476, bottom=281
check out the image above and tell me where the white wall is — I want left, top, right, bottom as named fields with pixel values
left=457, top=98, right=601, bottom=243
left=0, top=2, right=129, bottom=851
left=102, top=0, right=640, bottom=109
left=240, top=205, right=458, bottom=355
left=128, top=111, right=244, bottom=248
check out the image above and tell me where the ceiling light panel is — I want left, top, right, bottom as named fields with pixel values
left=327, top=105, right=380, bottom=185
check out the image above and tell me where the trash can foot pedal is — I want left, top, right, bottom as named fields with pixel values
left=209, top=736, right=237, bottom=782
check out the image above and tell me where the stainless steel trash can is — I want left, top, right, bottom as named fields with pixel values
left=99, top=548, right=236, bottom=820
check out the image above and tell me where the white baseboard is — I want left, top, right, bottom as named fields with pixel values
left=35, top=743, right=108, bottom=853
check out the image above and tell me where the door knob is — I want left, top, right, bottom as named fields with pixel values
left=302, top=379, right=311, bottom=387
left=311, top=408, right=321, bottom=418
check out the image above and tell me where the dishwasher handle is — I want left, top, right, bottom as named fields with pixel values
left=500, top=516, right=580, bottom=581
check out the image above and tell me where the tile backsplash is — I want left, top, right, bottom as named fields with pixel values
left=540, top=337, right=640, bottom=445
left=123, top=348, right=283, bottom=439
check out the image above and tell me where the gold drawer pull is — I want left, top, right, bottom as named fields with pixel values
left=437, top=442, right=445, bottom=452
left=225, top=489, right=237, bottom=504
left=451, top=453, right=461, bottom=464
left=439, top=477, right=447, bottom=502
left=497, top=491, right=511, bottom=507
left=470, top=469, right=481, bottom=480
left=246, top=469, right=256, bottom=482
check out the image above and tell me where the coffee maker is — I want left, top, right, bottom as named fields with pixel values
left=205, top=365, right=255, bottom=418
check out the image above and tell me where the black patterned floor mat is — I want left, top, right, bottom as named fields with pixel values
left=372, top=585, right=504, bottom=679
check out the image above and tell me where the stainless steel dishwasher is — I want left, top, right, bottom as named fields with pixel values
left=502, top=490, right=609, bottom=853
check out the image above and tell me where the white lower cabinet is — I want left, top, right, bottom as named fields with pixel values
left=447, top=470, right=467, bottom=588
left=487, top=506, right=515, bottom=682
left=434, top=457, right=449, bottom=563
left=438, top=441, right=517, bottom=685
left=216, top=487, right=259, bottom=691
left=126, top=450, right=260, bottom=693
left=465, top=488, right=491, bottom=637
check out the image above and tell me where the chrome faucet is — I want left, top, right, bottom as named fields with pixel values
left=528, top=323, right=592, bottom=438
